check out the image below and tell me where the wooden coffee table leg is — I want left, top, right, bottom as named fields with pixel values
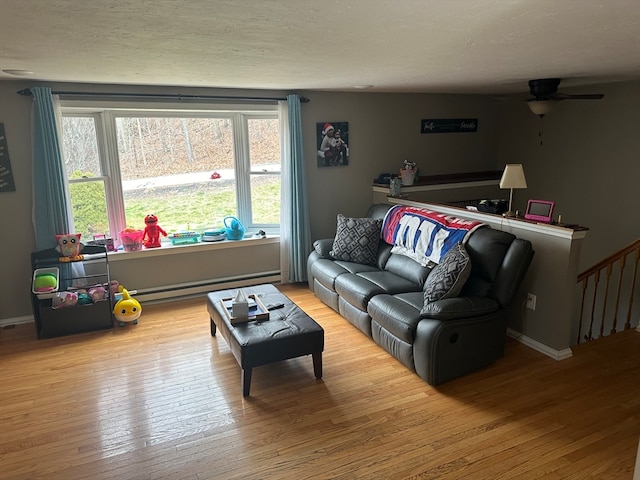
left=312, top=351, right=323, bottom=378
left=242, top=368, right=252, bottom=396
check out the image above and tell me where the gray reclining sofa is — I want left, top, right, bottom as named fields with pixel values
left=307, top=203, right=534, bottom=385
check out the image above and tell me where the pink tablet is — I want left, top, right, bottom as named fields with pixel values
left=524, top=199, right=555, bottom=223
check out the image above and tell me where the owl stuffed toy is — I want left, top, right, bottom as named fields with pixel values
left=55, top=233, right=84, bottom=262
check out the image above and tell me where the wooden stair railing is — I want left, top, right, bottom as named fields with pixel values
left=576, top=238, right=640, bottom=344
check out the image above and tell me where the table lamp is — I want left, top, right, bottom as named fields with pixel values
left=499, top=164, right=527, bottom=217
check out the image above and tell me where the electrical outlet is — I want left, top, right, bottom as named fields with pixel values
left=526, top=293, right=537, bottom=311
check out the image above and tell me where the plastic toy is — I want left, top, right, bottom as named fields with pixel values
left=33, top=273, right=57, bottom=292
left=142, top=214, right=167, bottom=248
left=223, top=216, right=245, bottom=240
left=113, top=287, right=142, bottom=326
left=120, top=228, right=144, bottom=251
left=55, top=233, right=84, bottom=262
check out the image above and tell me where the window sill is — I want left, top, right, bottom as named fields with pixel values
left=107, top=235, right=279, bottom=262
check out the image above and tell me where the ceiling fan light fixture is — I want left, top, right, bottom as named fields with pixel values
left=527, top=99, right=556, bottom=117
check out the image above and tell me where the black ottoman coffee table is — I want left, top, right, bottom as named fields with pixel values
left=207, top=284, right=324, bottom=396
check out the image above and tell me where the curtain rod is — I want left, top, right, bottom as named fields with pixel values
left=17, top=88, right=310, bottom=103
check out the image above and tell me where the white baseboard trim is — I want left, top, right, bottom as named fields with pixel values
left=0, top=315, right=34, bottom=328
left=133, top=272, right=281, bottom=303
left=507, top=328, right=573, bottom=361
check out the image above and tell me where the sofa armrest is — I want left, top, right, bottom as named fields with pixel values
left=420, top=296, right=499, bottom=320
left=313, top=238, right=335, bottom=259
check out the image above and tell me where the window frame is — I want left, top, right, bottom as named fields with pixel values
left=60, top=101, right=281, bottom=242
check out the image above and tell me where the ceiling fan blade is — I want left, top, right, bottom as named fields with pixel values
left=553, top=93, right=605, bottom=100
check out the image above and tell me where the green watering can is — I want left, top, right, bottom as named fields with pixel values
left=223, top=216, right=245, bottom=240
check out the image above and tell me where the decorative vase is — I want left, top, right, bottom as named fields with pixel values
left=389, top=177, right=402, bottom=196
left=400, top=169, right=415, bottom=186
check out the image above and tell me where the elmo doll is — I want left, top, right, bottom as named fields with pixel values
left=142, top=214, right=167, bottom=248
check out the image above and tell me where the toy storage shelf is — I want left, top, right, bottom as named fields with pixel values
left=31, top=245, right=114, bottom=339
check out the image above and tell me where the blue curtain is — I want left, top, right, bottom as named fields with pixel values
left=31, top=87, right=70, bottom=251
left=279, top=94, right=311, bottom=283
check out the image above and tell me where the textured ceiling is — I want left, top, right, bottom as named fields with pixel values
left=1, top=0, right=639, bottom=95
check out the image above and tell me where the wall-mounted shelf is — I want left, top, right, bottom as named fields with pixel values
left=373, top=170, right=502, bottom=189
left=373, top=170, right=503, bottom=204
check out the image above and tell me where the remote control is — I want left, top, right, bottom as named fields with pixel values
left=266, top=302, right=285, bottom=310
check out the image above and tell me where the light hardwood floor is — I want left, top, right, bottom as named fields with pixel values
left=1, top=284, right=639, bottom=480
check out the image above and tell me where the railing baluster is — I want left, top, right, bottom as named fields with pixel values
left=611, top=256, right=626, bottom=335
left=599, top=264, right=613, bottom=338
left=624, top=246, right=639, bottom=331
left=587, top=270, right=600, bottom=342
left=577, top=277, right=589, bottom=345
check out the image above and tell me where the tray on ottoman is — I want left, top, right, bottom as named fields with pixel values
left=219, top=294, right=269, bottom=324
left=207, top=284, right=324, bottom=396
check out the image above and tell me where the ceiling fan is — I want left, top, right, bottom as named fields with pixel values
left=526, top=78, right=604, bottom=116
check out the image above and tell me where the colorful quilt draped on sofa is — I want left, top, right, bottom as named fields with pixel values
left=382, top=205, right=485, bottom=266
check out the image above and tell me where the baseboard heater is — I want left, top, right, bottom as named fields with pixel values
left=134, top=270, right=282, bottom=304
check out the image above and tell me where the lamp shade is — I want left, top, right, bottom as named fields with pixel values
left=500, top=164, right=528, bottom=189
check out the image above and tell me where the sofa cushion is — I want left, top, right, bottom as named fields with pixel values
left=368, top=292, right=424, bottom=344
left=422, top=243, right=471, bottom=309
left=311, top=258, right=379, bottom=292
left=383, top=253, right=433, bottom=287
left=310, top=258, right=351, bottom=291
left=329, top=214, right=382, bottom=266
left=335, top=274, right=387, bottom=311
left=461, top=228, right=515, bottom=298
left=357, top=270, right=424, bottom=295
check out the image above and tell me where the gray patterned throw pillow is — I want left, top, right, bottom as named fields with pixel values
left=421, top=243, right=471, bottom=308
left=329, top=214, right=382, bottom=265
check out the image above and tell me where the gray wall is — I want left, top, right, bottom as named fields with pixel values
left=496, top=80, right=640, bottom=271
left=301, top=91, right=499, bottom=241
left=1, top=79, right=638, bottom=330
left=0, top=84, right=34, bottom=321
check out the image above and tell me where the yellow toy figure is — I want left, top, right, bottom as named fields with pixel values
left=55, top=233, right=84, bottom=262
left=142, top=213, right=167, bottom=248
left=113, top=286, right=142, bottom=327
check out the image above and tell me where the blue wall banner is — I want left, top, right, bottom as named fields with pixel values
left=421, top=118, right=478, bottom=134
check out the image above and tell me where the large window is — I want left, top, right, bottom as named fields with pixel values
left=61, top=105, right=281, bottom=244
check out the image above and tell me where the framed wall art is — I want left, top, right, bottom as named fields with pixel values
left=0, top=123, right=16, bottom=193
left=316, top=121, right=349, bottom=167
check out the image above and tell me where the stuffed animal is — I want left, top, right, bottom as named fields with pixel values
left=55, top=233, right=84, bottom=262
left=76, top=289, right=93, bottom=305
left=88, top=285, right=107, bottom=302
left=142, top=214, right=167, bottom=248
left=113, top=287, right=142, bottom=326
left=52, top=291, right=78, bottom=309
left=109, top=280, right=120, bottom=297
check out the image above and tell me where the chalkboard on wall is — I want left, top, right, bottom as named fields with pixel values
left=0, top=123, right=16, bottom=192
